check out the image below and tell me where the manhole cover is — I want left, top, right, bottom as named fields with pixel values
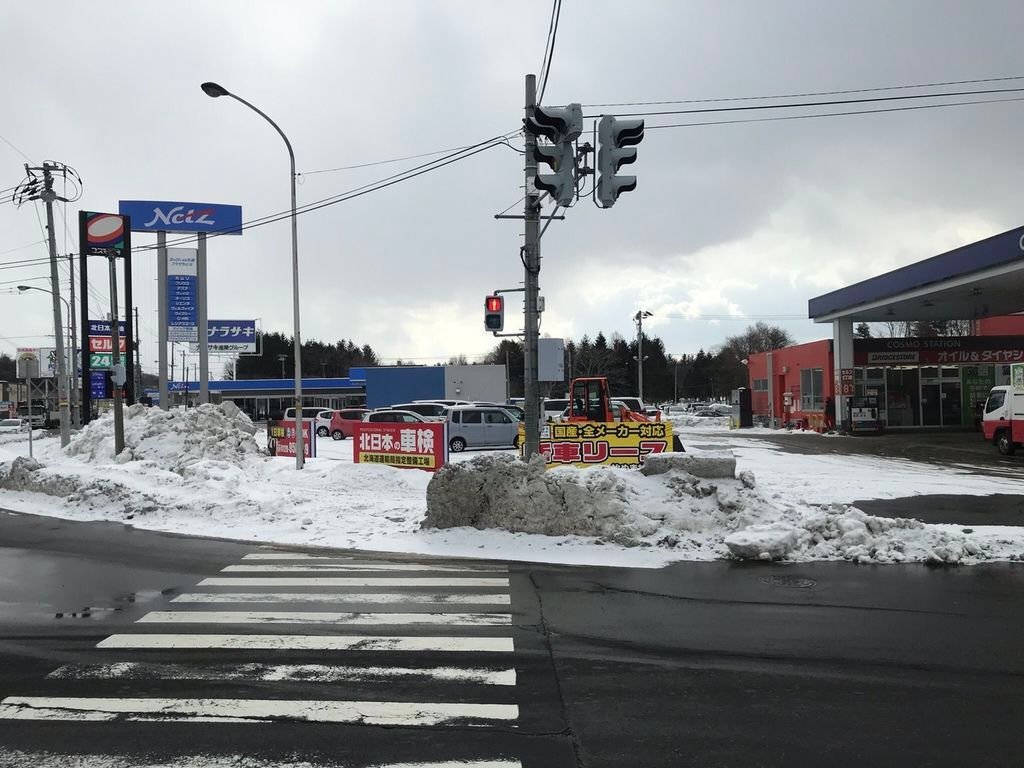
left=758, top=575, right=816, bottom=589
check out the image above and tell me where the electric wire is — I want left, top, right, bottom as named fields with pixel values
left=537, top=0, right=562, bottom=104
left=0, top=132, right=31, bottom=162
left=581, top=74, right=1024, bottom=108
left=643, top=95, right=1024, bottom=131
left=584, top=85, right=1024, bottom=119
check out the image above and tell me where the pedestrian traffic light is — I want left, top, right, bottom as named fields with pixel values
left=485, top=294, right=504, bottom=333
left=597, top=116, right=645, bottom=208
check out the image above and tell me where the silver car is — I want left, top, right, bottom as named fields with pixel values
left=446, top=405, right=520, bottom=452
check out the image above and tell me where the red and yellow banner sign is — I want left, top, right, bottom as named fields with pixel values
left=520, top=421, right=672, bottom=468
left=353, top=422, right=448, bottom=472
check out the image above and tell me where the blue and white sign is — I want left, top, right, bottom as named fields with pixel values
left=118, top=200, right=243, bottom=235
left=87, top=320, right=127, bottom=336
left=89, top=370, right=110, bottom=399
left=167, top=248, right=198, bottom=342
left=192, top=320, right=259, bottom=353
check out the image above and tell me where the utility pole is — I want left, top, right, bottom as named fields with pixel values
left=38, top=166, right=71, bottom=447
left=634, top=310, right=652, bottom=403
left=67, top=253, right=80, bottom=427
left=107, top=252, right=125, bottom=455
left=522, top=73, right=542, bottom=458
left=133, top=306, right=141, bottom=401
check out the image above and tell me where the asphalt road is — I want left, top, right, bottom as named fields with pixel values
left=0, top=510, right=1022, bottom=767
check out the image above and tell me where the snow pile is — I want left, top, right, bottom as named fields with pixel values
left=724, top=506, right=987, bottom=564
left=668, top=413, right=731, bottom=430
left=423, top=450, right=1014, bottom=564
left=423, top=451, right=781, bottom=550
left=63, top=402, right=259, bottom=474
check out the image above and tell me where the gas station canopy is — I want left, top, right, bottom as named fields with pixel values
left=808, top=225, right=1024, bottom=323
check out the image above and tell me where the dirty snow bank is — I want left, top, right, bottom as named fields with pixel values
left=423, top=451, right=1019, bottom=564
left=668, top=414, right=730, bottom=431
left=62, top=402, right=259, bottom=473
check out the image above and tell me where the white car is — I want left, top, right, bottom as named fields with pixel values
left=364, top=410, right=430, bottom=424
left=0, top=418, right=28, bottom=434
left=314, top=409, right=337, bottom=437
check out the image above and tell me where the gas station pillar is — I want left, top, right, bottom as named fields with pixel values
left=832, top=317, right=854, bottom=431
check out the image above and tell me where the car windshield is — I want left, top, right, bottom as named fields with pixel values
left=0, top=419, right=20, bottom=426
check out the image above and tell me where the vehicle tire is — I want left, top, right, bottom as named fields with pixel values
left=317, top=426, right=329, bottom=437
left=450, top=437, right=467, bottom=453
left=996, top=430, right=1016, bottom=456
left=331, top=430, right=345, bottom=441
left=512, top=435, right=521, bottom=450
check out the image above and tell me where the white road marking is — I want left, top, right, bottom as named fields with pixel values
left=172, top=592, right=511, bottom=605
left=241, top=553, right=507, bottom=569
left=0, top=696, right=519, bottom=725
left=198, top=577, right=509, bottom=588
left=221, top=564, right=504, bottom=573
left=96, top=634, right=515, bottom=652
left=48, top=662, right=517, bottom=686
left=137, top=611, right=511, bottom=626
left=0, top=750, right=522, bottom=768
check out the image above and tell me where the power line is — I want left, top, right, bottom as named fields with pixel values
left=134, top=133, right=515, bottom=253
left=0, top=132, right=31, bottom=162
left=0, top=240, right=46, bottom=257
left=584, top=85, right=1024, bottom=119
left=644, top=95, right=1024, bottom=131
left=296, top=134, right=519, bottom=176
left=537, top=0, right=562, bottom=104
left=581, top=73, right=1024, bottom=108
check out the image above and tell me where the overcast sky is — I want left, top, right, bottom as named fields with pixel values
left=2, top=1, right=1024, bottom=375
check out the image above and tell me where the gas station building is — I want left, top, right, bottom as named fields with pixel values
left=748, top=225, right=1024, bottom=430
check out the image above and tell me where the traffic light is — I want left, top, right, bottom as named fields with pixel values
left=597, top=116, right=645, bottom=208
left=526, top=104, right=583, bottom=207
left=485, top=294, right=504, bottom=333
left=534, top=142, right=576, bottom=206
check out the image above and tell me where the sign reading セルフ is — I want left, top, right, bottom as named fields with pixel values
left=353, top=422, right=447, bottom=471
left=524, top=421, right=673, bottom=468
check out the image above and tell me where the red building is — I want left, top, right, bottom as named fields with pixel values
left=748, top=326, right=1023, bottom=430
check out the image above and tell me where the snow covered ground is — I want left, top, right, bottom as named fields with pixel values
left=0, top=405, right=1022, bottom=568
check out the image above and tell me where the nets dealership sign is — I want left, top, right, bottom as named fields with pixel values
left=118, top=201, right=242, bottom=235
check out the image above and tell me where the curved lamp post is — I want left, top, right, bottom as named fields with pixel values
left=202, top=81, right=304, bottom=468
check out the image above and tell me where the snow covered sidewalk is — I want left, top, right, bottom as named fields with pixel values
left=0, top=404, right=1022, bottom=568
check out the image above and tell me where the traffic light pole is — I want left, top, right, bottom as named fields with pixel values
left=522, top=73, right=542, bottom=459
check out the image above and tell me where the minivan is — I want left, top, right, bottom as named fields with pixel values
left=445, top=405, right=520, bottom=452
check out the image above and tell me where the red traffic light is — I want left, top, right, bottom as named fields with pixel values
left=484, top=295, right=504, bottom=333
left=486, top=295, right=503, bottom=312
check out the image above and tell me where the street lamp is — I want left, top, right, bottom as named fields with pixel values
left=17, top=285, right=78, bottom=427
left=277, top=353, right=287, bottom=380
left=203, top=81, right=305, bottom=469
left=633, top=309, right=653, bottom=402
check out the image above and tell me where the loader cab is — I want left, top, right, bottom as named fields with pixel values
left=569, top=377, right=611, bottom=422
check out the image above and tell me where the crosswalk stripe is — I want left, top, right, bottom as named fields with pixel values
left=96, top=634, right=515, bottom=652
left=222, top=564, right=505, bottom=573
left=137, top=611, right=512, bottom=626
left=0, top=696, right=519, bottom=725
left=171, top=592, right=511, bottom=605
left=48, top=662, right=517, bottom=686
left=0, top=751, right=522, bottom=768
left=241, top=553, right=507, bottom=569
left=198, top=577, right=509, bottom=588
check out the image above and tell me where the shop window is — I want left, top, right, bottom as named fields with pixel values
left=800, top=368, right=825, bottom=411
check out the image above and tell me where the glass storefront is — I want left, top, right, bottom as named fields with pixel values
left=854, top=363, right=1010, bottom=428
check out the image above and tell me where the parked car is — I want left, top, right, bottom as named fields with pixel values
left=329, top=408, right=371, bottom=440
left=557, top=400, right=630, bottom=422
left=0, top=418, right=27, bottom=434
left=712, top=403, right=732, bottom=416
left=413, top=399, right=471, bottom=407
left=542, top=398, right=569, bottom=421
left=314, top=409, right=337, bottom=437
left=501, top=404, right=526, bottom=421
left=364, top=410, right=430, bottom=424
left=446, top=405, right=521, bottom=452
left=693, top=409, right=721, bottom=417
left=616, top=397, right=645, bottom=414
left=387, top=402, right=448, bottom=420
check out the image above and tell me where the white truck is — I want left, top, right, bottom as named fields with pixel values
left=982, top=384, right=1024, bottom=455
